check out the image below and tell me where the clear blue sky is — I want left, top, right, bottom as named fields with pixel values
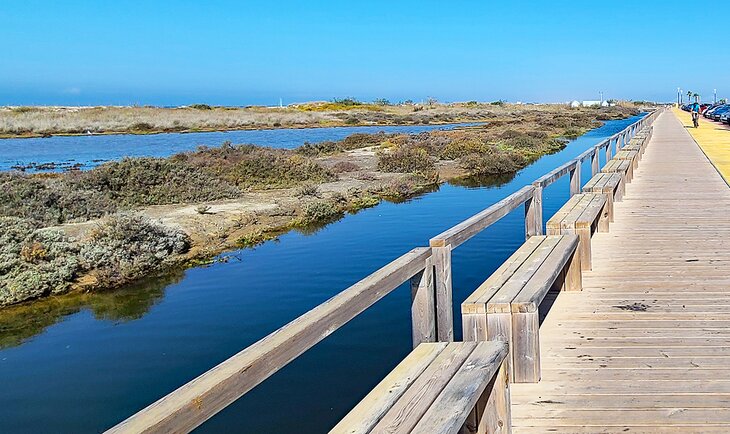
left=2, top=1, right=728, bottom=106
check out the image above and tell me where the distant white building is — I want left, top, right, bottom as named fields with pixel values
left=570, top=100, right=581, bottom=108
left=582, top=100, right=601, bottom=107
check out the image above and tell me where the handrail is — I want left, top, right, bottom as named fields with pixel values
left=107, top=248, right=432, bottom=433
left=107, top=109, right=661, bottom=433
left=430, top=185, right=535, bottom=249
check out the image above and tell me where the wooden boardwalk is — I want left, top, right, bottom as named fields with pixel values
left=510, top=111, right=730, bottom=432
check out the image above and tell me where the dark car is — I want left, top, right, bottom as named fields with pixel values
left=704, top=104, right=725, bottom=118
left=711, top=105, right=730, bottom=121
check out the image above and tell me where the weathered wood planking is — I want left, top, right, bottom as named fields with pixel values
left=331, top=342, right=509, bottom=434
left=511, top=109, right=730, bottom=431
left=461, top=235, right=580, bottom=384
left=107, top=248, right=431, bottom=434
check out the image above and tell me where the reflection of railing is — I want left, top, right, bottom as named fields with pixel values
left=106, top=109, right=662, bottom=434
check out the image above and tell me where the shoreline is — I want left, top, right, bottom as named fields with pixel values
left=0, top=119, right=487, bottom=140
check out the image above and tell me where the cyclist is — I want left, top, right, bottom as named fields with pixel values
left=690, top=101, right=701, bottom=128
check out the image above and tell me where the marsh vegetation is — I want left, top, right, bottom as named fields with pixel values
left=0, top=103, right=638, bottom=308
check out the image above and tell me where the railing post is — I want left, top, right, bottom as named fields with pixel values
left=431, top=245, right=454, bottom=342
left=525, top=185, right=543, bottom=238
left=606, top=139, right=612, bottom=162
left=569, top=161, right=581, bottom=196
left=410, top=256, right=436, bottom=348
left=591, top=148, right=600, bottom=175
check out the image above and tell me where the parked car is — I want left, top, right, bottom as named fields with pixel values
left=721, top=110, right=730, bottom=125
left=711, top=105, right=730, bottom=121
left=703, top=104, right=723, bottom=117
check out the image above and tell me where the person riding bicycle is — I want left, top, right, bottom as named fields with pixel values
left=690, top=101, right=701, bottom=128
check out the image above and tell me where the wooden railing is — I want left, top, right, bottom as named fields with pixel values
left=107, top=109, right=661, bottom=434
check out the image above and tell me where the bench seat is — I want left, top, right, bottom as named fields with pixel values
left=582, top=172, right=623, bottom=222
left=461, top=235, right=581, bottom=383
left=602, top=158, right=633, bottom=183
left=614, top=149, right=640, bottom=171
left=331, top=342, right=510, bottom=434
left=546, top=193, right=608, bottom=271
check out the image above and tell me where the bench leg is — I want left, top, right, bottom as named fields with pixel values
left=487, top=313, right=513, bottom=379
left=462, top=312, right=488, bottom=342
left=564, top=249, right=582, bottom=292
left=604, top=190, right=615, bottom=222
left=598, top=202, right=609, bottom=233
left=476, top=360, right=512, bottom=434
left=574, top=227, right=592, bottom=271
left=511, top=310, right=540, bottom=383
left=617, top=177, right=626, bottom=200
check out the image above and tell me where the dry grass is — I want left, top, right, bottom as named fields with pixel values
left=0, top=102, right=641, bottom=137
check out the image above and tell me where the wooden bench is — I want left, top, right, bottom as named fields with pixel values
left=621, top=141, right=644, bottom=161
left=602, top=158, right=633, bottom=183
left=331, top=341, right=511, bottom=434
left=582, top=172, right=623, bottom=222
left=461, top=235, right=581, bottom=384
left=546, top=193, right=608, bottom=271
left=614, top=149, right=640, bottom=173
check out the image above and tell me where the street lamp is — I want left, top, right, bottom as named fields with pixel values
left=715, top=89, right=717, bottom=104
left=677, top=87, right=681, bottom=106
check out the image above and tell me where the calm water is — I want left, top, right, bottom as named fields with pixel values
left=0, top=115, right=642, bottom=433
left=0, top=123, right=479, bottom=171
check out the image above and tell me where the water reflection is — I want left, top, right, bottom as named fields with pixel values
left=0, top=270, right=184, bottom=349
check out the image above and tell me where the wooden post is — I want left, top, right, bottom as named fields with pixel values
left=432, top=246, right=454, bottom=342
left=410, top=257, right=436, bottom=348
left=591, top=149, right=599, bottom=175
left=477, top=360, right=512, bottom=434
left=524, top=185, right=543, bottom=238
left=569, top=161, right=580, bottom=196
left=605, top=139, right=612, bottom=162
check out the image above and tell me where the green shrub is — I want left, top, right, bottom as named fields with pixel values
left=0, top=172, right=116, bottom=225
left=79, top=214, right=190, bottom=287
left=332, top=161, right=359, bottom=173
left=439, top=139, right=491, bottom=160
left=73, top=157, right=241, bottom=207
left=377, top=146, right=435, bottom=173
left=0, top=217, right=81, bottom=306
left=459, top=151, right=526, bottom=175
left=189, top=104, right=212, bottom=110
left=300, top=200, right=343, bottom=224
left=296, top=184, right=319, bottom=197
left=130, top=122, right=155, bottom=131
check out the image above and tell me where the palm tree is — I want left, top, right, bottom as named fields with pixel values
left=693, top=93, right=700, bottom=103
left=687, top=90, right=693, bottom=104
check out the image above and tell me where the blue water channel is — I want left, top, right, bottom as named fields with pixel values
left=0, top=115, right=642, bottom=433
left=0, top=123, right=479, bottom=171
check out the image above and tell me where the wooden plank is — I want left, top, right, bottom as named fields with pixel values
left=432, top=246, right=454, bottom=342
left=372, top=342, right=477, bottom=433
left=429, top=185, right=534, bottom=248
left=411, top=341, right=508, bottom=434
left=524, top=184, right=543, bottom=237
left=512, top=235, right=579, bottom=312
left=107, top=248, right=431, bottom=434
left=329, top=343, right=447, bottom=434
left=411, top=256, right=436, bottom=347
left=463, top=236, right=545, bottom=313
left=486, top=236, right=561, bottom=313
left=534, top=160, right=577, bottom=188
